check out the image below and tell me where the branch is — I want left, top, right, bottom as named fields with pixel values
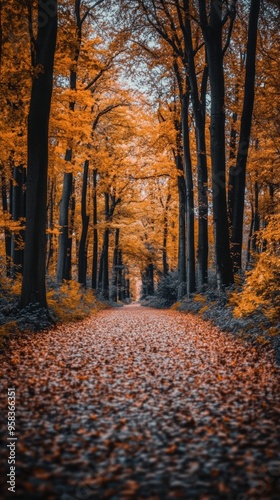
left=92, top=102, right=129, bottom=131
left=222, top=0, right=237, bottom=56
left=81, top=0, right=105, bottom=25
left=140, top=0, right=184, bottom=59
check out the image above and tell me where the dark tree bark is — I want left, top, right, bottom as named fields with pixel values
left=20, top=0, right=57, bottom=308
left=252, top=181, right=260, bottom=253
left=1, top=172, right=11, bottom=276
left=176, top=160, right=187, bottom=299
left=162, top=193, right=171, bottom=276
left=198, top=0, right=234, bottom=287
left=146, top=262, right=154, bottom=296
left=118, top=251, right=125, bottom=301
left=181, top=89, right=196, bottom=295
left=91, top=168, right=98, bottom=290
left=229, top=0, right=261, bottom=272
left=46, top=178, right=55, bottom=271
left=246, top=202, right=254, bottom=270
left=56, top=0, right=82, bottom=283
left=99, top=193, right=110, bottom=299
left=11, top=165, right=26, bottom=276
left=78, top=160, right=90, bottom=286
left=182, top=0, right=208, bottom=287
left=125, top=278, right=130, bottom=300
left=98, top=192, right=121, bottom=299
left=56, top=167, right=73, bottom=282
left=111, top=227, right=120, bottom=302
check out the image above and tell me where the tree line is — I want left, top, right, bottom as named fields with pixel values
left=0, top=0, right=279, bottom=312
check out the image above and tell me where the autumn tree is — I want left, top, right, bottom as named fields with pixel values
left=20, top=0, right=57, bottom=308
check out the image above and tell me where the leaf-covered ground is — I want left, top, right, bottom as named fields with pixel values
left=0, top=305, right=280, bottom=499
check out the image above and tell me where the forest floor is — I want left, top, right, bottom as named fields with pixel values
left=0, top=305, right=280, bottom=500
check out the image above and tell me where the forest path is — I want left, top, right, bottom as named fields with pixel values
left=0, top=305, right=280, bottom=499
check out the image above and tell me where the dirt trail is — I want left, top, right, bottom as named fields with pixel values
left=0, top=305, right=280, bottom=499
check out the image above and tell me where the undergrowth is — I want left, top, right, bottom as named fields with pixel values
left=0, top=277, right=107, bottom=349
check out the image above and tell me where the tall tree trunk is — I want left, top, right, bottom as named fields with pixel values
left=228, top=111, right=238, bottom=227
left=56, top=1, right=82, bottom=282
left=162, top=194, right=171, bottom=276
left=78, top=160, right=89, bottom=286
left=229, top=0, right=260, bottom=272
left=92, top=168, right=98, bottom=290
left=100, top=192, right=110, bottom=300
left=111, top=227, right=120, bottom=302
left=11, top=165, right=26, bottom=276
left=146, top=262, right=154, bottom=296
left=46, top=178, right=55, bottom=271
left=184, top=3, right=208, bottom=286
left=1, top=172, right=11, bottom=276
left=118, top=250, right=124, bottom=301
left=199, top=0, right=234, bottom=287
left=177, top=166, right=186, bottom=299
left=252, top=181, right=260, bottom=253
left=20, top=0, right=57, bottom=308
left=181, top=89, right=196, bottom=295
left=56, top=167, right=73, bottom=282
left=66, top=177, right=75, bottom=280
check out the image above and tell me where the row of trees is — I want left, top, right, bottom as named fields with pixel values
left=0, top=0, right=279, bottom=310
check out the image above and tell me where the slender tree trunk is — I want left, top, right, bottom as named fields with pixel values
left=229, top=0, right=260, bottom=272
left=118, top=250, right=124, bottom=301
left=11, top=165, right=26, bottom=276
left=246, top=201, right=254, bottom=269
left=1, top=173, right=11, bottom=276
left=181, top=89, right=196, bottom=295
left=228, top=111, right=238, bottom=226
left=56, top=167, right=73, bottom=282
left=78, top=160, right=90, bottom=286
left=100, top=192, right=110, bottom=300
left=177, top=167, right=186, bottom=299
left=66, top=177, right=75, bottom=280
left=163, top=194, right=171, bottom=276
left=199, top=0, right=234, bottom=287
left=92, top=168, right=98, bottom=290
left=252, top=181, right=259, bottom=252
left=111, top=227, right=120, bottom=301
left=20, top=0, right=57, bottom=308
left=184, top=5, right=208, bottom=286
left=46, top=178, right=55, bottom=271
left=56, top=1, right=82, bottom=282
left=146, top=262, right=154, bottom=296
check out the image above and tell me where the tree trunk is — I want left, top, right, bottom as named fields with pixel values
left=177, top=165, right=186, bottom=299
left=46, top=178, right=55, bottom=271
left=1, top=173, right=11, bottom=276
left=146, top=262, right=154, bottom=296
left=118, top=250, right=124, bottom=301
left=246, top=201, right=254, bottom=269
left=252, top=181, right=260, bottom=253
left=163, top=194, right=171, bottom=276
left=111, top=227, right=120, bottom=301
left=184, top=5, right=208, bottom=287
left=78, top=160, right=89, bottom=286
left=56, top=168, right=73, bottom=282
left=11, top=165, right=26, bottom=276
left=20, top=0, right=57, bottom=308
left=199, top=0, right=233, bottom=287
left=229, top=0, right=260, bottom=272
left=92, top=168, right=98, bottom=290
left=56, top=1, right=82, bottom=283
left=99, top=192, right=110, bottom=300
left=181, top=90, right=196, bottom=295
